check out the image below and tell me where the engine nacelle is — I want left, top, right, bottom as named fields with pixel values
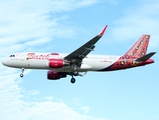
left=47, top=70, right=67, bottom=80
left=49, top=59, right=64, bottom=68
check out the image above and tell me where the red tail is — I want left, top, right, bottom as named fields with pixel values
left=124, top=35, right=150, bottom=59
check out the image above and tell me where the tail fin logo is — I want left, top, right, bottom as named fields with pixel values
left=124, top=35, right=150, bottom=59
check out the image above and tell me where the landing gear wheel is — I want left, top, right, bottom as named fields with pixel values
left=20, top=68, right=24, bottom=78
left=71, top=78, right=76, bottom=84
left=20, top=73, right=23, bottom=77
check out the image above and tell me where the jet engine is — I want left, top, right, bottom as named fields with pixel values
left=47, top=70, right=67, bottom=80
left=49, top=59, right=64, bottom=68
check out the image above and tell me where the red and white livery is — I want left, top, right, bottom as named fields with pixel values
left=1, top=25, right=156, bottom=83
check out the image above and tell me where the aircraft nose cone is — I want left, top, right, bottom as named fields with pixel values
left=1, top=58, right=8, bottom=66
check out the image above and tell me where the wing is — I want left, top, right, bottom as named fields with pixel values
left=64, top=25, right=108, bottom=67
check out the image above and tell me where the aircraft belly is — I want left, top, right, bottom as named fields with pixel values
left=83, top=59, right=114, bottom=71
left=80, top=64, right=92, bottom=69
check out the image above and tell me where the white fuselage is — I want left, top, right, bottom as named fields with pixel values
left=2, top=52, right=120, bottom=72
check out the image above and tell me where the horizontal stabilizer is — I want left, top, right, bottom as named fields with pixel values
left=135, top=52, right=156, bottom=62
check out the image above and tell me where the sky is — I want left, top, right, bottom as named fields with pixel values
left=0, top=0, right=159, bottom=120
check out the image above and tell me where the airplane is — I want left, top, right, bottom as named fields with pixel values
left=1, top=25, right=156, bottom=83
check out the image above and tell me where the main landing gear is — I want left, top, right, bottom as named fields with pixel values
left=72, top=66, right=78, bottom=76
left=71, top=77, right=76, bottom=84
left=70, top=65, right=88, bottom=83
left=20, top=68, right=24, bottom=77
left=69, top=65, right=78, bottom=84
left=70, top=71, right=87, bottom=83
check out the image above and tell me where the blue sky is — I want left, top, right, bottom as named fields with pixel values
left=0, top=0, right=159, bottom=120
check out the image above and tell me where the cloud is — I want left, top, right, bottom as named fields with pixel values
left=0, top=69, right=108, bottom=120
left=0, top=0, right=99, bottom=55
left=0, top=0, right=109, bottom=120
left=110, top=0, right=159, bottom=48
left=26, top=90, right=40, bottom=96
left=81, top=106, right=90, bottom=113
left=49, top=0, right=98, bottom=12
left=72, top=98, right=91, bottom=114
left=105, top=0, right=119, bottom=5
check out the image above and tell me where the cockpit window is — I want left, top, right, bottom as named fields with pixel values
left=9, top=55, right=15, bottom=57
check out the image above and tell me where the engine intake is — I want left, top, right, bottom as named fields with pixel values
left=47, top=70, right=67, bottom=80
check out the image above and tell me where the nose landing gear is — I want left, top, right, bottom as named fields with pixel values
left=20, top=68, right=24, bottom=77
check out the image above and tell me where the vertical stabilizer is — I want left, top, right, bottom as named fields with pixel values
left=124, top=35, right=150, bottom=58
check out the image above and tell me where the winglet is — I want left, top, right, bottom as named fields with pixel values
left=99, top=25, right=108, bottom=36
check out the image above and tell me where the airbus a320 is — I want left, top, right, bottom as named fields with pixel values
left=1, top=25, right=156, bottom=83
